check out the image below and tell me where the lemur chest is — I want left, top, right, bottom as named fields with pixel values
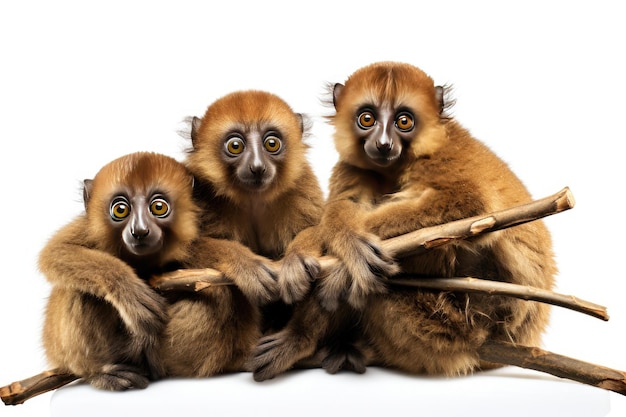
left=238, top=201, right=283, bottom=259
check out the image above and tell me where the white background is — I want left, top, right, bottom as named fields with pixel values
left=1, top=1, right=624, bottom=415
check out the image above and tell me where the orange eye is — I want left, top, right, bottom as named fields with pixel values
left=357, top=111, right=376, bottom=129
left=395, top=112, right=415, bottom=132
left=150, top=198, right=170, bottom=218
left=226, top=137, right=245, bottom=155
left=264, top=136, right=282, bottom=153
left=110, top=198, right=130, bottom=221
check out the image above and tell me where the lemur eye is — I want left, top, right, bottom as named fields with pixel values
left=110, top=198, right=130, bottom=221
left=357, top=111, right=376, bottom=129
left=395, top=112, right=415, bottom=132
left=150, top=197, right=170, bottom=218
left=264, top=136, right=282, bottom=153
left=226, top=137, right=245, bottom=155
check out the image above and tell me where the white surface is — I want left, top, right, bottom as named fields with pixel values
left=1, top=1, right=625, bottom=416
left=50, top=367, right=611, bottom=417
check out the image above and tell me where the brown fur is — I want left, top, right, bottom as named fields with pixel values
left=160, top=90, right=325, bottom=377
left=40, top=152, right=199, bottom=390
left=250, top=62, right=556, bottom=381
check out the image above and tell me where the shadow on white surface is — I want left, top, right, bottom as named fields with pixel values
left=50, top=367, right=610, bottom=417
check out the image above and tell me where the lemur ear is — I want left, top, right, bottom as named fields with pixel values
left=83, top=179, right=94, bottom=211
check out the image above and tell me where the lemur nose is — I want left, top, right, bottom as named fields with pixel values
left=131, top=227, right=149, bottom=239
left=250, top=164, right=267, bottom=176
left=376, top=141, right=392, bottom=154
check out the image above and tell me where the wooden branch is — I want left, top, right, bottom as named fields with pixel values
left=380, top=186, right=575, bottom=258
left=1, top=368, right=79, bottom=406
left=6, top=339, right=625, bottom=405
left=3, top=188, right=580, bottom=405
left=151, top=268, right=232, bottom=292
left=152, top=188, right=598, bottom=320
left=155, top=273, right=606, bottom=321
left=478, top=340, right=626, bottom=396
left=389, top=277, right=609, bottom=321
left=152, top=187, right=575, bottom=290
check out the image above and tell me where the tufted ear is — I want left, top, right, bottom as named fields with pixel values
left=435, top=84, right=456, bottom=118
left=191, top=117, right=202, bottom=144
left=296, top=113, right=304, bottom=133
left=82, top=179, right=94, bottom=211
left=435, top=86, right=445, bottom=115
left=332, top=83, right=344, bottom=109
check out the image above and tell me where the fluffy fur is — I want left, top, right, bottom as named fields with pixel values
left=159, top=90, right=325, bottom=377
left=250, top=62, right=556, bottom=380
left=40, top=152, right=199, bottom=390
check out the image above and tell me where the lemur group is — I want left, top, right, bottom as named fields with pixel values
left=28, top=62, right=563, bottom=391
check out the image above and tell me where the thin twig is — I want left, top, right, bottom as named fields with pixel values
left=478, top=340, right=626, bottom=396
left=380, top=186, right=575, bottom=258
left=150, top=268, right=231, bottom=292
left=389, top=277, right=609, bottom=321
left=152, top=187, right=575, bottom=291
left=153, top=189, right=597, bottom=319
left=1, top=368, right=79, bottom=406
left=155, top=272, right=607, bottom=321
